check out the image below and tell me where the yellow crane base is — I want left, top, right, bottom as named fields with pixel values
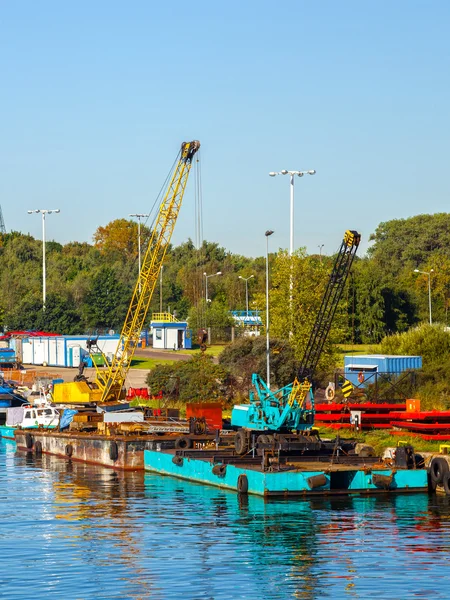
left=52, top=381, right=103, bottom=404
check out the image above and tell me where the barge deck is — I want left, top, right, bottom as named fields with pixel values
left=144, top=448, right=428, bottom=497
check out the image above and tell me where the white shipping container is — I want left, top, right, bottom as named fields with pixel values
left=103, top=412, right=144, bottom=423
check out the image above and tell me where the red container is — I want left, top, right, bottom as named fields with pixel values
left=186, top=402, right=223, bottom=431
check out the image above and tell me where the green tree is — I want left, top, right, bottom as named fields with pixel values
left=83, top=267, right=130, bottom=330
left=268, top=250, right=339, bottom=379
left=219, top=336, right=299, bottom=391
left=146, top=354, right=232, bottom=405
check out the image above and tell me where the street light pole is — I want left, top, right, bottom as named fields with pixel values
left=204, top=271, right=222, bottom=303
left=269, top=169, right=316, bottom=256
left=269, top=169, right=316, bottom=337
left=129, top=213, right=150, bottom=293
left=265, top=230, right=274, bottom=387
left=27, top=209, right=60, bottom=312
left=414, top=269, right=434, bottom=325
left=238, top=275, right=254, bottom=315
left=318, top=244, right=324, bottom=262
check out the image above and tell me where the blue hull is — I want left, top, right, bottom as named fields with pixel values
left=144, top=450, right=428, bottom=497
left=0, top=426, right=16, bottom=440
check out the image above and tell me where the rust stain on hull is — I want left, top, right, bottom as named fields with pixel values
left=14, top=430, right=172, bottom=471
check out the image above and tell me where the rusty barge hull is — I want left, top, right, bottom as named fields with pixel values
left=14, top=430, right=187, bottom=470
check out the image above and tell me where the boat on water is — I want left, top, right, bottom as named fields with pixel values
left=0, top=381, right=60, bottom=439
left=21, top=405, right=60, bottom=429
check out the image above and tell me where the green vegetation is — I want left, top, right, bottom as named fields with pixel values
left=336, top=344, right=381, bottom=356
left=145, top=354, right=232, bottom=406
left=2, top=213, right=450, bottom=345
left=181, top=345, right=226, bottom=357
left=130, top=357, right=176, bottom=370
left=318, top=427, right=443, bottom=454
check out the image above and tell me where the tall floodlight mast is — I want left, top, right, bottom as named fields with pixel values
left=0, top=205, right=6, bottom=234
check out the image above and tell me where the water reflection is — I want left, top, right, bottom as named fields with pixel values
left=3, top=440, right=450, bottom=599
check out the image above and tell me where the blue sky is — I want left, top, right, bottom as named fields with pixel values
left=1, top=1, right=450, bottom=258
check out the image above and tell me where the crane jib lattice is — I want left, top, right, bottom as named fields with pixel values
left=96, top=141, right=200, bottom=402
left=297, top=230, right=360, bottom=383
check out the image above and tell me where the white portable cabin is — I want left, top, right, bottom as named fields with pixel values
left=150, top=313, right=192, bottom=350
left=21, top=335, right=121, bottom=368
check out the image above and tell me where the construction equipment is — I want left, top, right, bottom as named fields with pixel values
left=53, top=140, right=200, bottom=404
left=231, top=230, right=361, bottom=454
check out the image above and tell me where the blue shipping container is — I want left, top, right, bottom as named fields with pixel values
left=344, top=354, right=422, bottom=387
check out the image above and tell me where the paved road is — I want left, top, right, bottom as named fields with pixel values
left=20, top=346, right=194, bottom=388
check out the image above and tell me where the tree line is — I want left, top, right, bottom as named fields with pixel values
left=1, top=213, right=449, bottom=350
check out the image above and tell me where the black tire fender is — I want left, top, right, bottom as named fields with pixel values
left=34, top=440, right=42, bottom=456
left=237, top=474, right=248, bottom=494
left=234, top=430, right=249, bottom=456
left=175, top=436, right=193, bottom=450
left=429, top=457, right=449, bottom=486
left=172, top=455, right=184, bottom=466
left=443, top=472, right=450, bottom=496
left=415, top=453, right=425, bottom=469
left=212, top=464, right=227, bottom=477
left=25, top=432, right=33, bottom=450
left=65, top=444, right=73, bottom=458
left=109, top=440, right=119, bottom=462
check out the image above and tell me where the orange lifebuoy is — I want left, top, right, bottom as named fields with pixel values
left=358, top=371, right=365, bottom=384
left=325, top=385, right=335, bottom=401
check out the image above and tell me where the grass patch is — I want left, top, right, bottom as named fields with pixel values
left=181, top=344, right=227, bottom=357
left=335, top=344, right=381, bottom=355
left=130, top=357, right=176, bottom=369
left=318, top=426, right=442, bottom=454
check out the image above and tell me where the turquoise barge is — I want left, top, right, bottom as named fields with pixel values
left=0, top=425, right=16, bottom=440
left=144, top=448, right=428, bottom=497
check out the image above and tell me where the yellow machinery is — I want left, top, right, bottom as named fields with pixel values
left=54, top=140, right=200, bottom=404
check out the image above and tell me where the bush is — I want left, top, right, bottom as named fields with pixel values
left=380, top=323, right=450, bottom=363
left=219, top=336, right=299, bottom=392
left=146, top=354, right=234, bottom=406
left=380, top=324, right=450, bottom=410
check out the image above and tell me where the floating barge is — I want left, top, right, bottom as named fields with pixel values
left=0, top=425, right=15, bottom=440
left=12, top=429, right=219, bottom=470
left=143, top=447, right=428, bottom=497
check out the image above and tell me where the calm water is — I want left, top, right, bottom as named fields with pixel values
left=2, top=439, right=450, bottom=599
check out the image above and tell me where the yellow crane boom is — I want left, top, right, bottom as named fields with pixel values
left=53, top=140, right=200, bottom=405
left=97, top=140, right=200, bottom=402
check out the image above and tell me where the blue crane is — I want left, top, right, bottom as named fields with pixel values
left=231, top=230, right=361, bottom=455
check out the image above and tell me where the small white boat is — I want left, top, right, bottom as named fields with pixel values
left=20, top=405, right=60, bottom=429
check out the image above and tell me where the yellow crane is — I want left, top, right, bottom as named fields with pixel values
left=54, top=140, right=200, bottom=404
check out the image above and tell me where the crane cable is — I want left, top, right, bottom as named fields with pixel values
left=194, top=151, right=206, bottom=329
left=93, top=150, right=182, bottom=382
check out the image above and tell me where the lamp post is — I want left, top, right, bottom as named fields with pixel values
left=318, top=244, right=324, bottom=262
left=414, top=268, right=434, bottom=325
left=238, top=275, right=254, bottom=315
left=265, top=230, right=274, bottom=387
left=27, top=209, right=60, bottom=312
left=269, top=169, right=316, bottom=337
left=204, top=271, right=222, bottom=302
left=269, top=169, right=316, bottom=256
left=129, top=213, right=150, bottom=293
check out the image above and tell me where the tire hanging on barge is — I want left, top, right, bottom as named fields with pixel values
left=109, top=441, right=119, bottom=462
